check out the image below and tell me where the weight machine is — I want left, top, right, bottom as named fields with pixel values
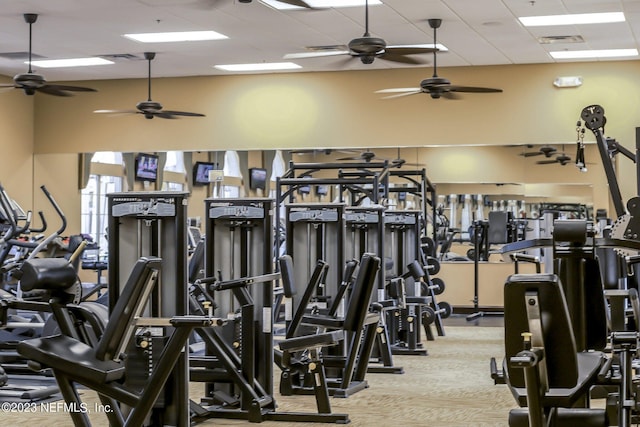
left=107, top=191, right=190, bottom=426
left=344, top=206, right=404, bottom=373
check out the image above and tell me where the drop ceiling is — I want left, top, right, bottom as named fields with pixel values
left=0, top=0, right=638, bottom=82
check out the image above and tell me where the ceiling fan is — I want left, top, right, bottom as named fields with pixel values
left=0, top=14, right=97, bottom=97
left=338, top=149, right=421, bottom=168
left=520, top=145, right=557, bottom=158
left=536, top=148, right=571, bottom=166
left=283, top=0, right=437, bottom=65
left=94, top=52, right=205, bottom=120
left=375, top=19, right=503, bottom=99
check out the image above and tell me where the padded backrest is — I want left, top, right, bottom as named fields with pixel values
left=504, top=273, right=579, bottom=389
left=278, top=254, right=297, bottom=299
left=188, top=239, right=205, bottom=284
left=343, top=253, right=381, bottom=332
left=596, top=247, right=623, bottom=290
left=556, top=257, right=608, bottom=351
left=94, top=257, right=161, bottom=361
left=285, top=257, right=329, bottom=338
left=327, top=259, right=359, bottom=316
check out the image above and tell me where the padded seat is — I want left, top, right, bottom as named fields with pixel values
left=503, top=273, right=607, bottom=427
left=279, top=330, right=344, bottom=353
left=507, top=351, right=604, bottom=407
left=18, top=334, right=124, bottom=384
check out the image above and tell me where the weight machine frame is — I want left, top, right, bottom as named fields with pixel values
left=107, top=191, right=190, bottom=426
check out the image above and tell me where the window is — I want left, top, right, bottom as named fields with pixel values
left=221, top=150, right=243, bottom=198
left=80, top=152, right=124, bottom=254
left=162, top=151, right=186, bottom=191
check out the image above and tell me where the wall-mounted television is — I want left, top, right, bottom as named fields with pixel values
left=315, top=185, right=328, bottom=196
left=249, top=168, right=267, bottom=190
left=193, top=162, right=216, bottom=185
left=134, top=153, right=159, bottom=182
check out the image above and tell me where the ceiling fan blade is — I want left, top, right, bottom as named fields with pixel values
left=44, top=83, right=97, bottom=93
left=536, top=159, right=559, bottom=165
left=94, top=109, right=138, bottom=115
left=385, top=46, right=438, bottom=55
left=153, top=112, right=179, bottom=119
left=378, top=52, right=425, bottom=65
left=36, top=86, right=74, bottom=97
left=380, top=91, right=422, bottom=99
left=520, top=152, right=544, bottom=157
left=441, top=91, right=461, bottom=100
left=284, top=50, right=350, bottom=59
left=161, top=110, right=206, bottom=117
left=376, top=88, right=422, bottom=99
left=275, top=0, right=315, bottom=8
left=376, top=87, right=422, bottom=93
left=448, top=85, right=503, bottom=93
left=305, top=44, right=350, bottom=51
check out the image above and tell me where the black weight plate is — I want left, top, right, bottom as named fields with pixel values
left=438, top=301, right=452, bottom=318
left=426, top=257, right=440, bottom=275
left=422, top=306, right=436, bottom=325
left=431, top=277, right=445, bottom=295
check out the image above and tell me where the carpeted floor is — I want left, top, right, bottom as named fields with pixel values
left=1, top=326, right=517, bottom=426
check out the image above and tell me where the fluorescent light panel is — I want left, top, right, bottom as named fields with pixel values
left=124, top=30, right=227, bottom=43
left=550, top=48, right=637, bottom=59
left=262, top=0, right=382, bottom=10
left=214, top=62, right=302, bottom=72
left=30, top=57, right=114, bottom=68
left=519, top=12, right=625, bottom=27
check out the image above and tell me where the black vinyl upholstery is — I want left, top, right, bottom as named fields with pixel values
left=20, top=258, right=77, bottom=291
left=504, top=273, right=606, bottom=415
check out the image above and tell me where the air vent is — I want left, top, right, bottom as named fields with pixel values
left=538, top=35, right=585, bottom=44
left=99, top=53, right=144, bottom=61
left=0, top=51, right=45, bottom=60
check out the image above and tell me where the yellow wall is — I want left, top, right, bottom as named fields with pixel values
left=20, top=59, right=640, bottom=234
left=0, top=76, right=35, bottom=213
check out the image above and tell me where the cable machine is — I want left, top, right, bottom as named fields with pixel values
left=107, top=191, right=189, bottom=426
left=201, top=197, right=275, bottom=404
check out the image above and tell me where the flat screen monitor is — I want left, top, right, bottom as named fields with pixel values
left=193, top=162, right=216, bottom=185
left=315, top=185, right=328, bottom=196
left=249, top=168, right=267, bottom=190
left=135, top=153, right=159, bottom=182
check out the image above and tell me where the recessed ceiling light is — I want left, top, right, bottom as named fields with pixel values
left=30, top=57, right=115, bottom=68
left=123, top=30, right=228, bottom=43
left=261, top=0, right=382, bottom=10
left=214, top=62, right=302, bottom=72
left=519, top=12, right=625, bottom=27
left=550, top=48, right=638, bottom=59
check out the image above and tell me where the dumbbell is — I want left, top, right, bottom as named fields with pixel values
left=422, top=301, right=452, bottom=325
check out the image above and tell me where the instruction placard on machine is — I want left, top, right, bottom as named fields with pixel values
left=288, top=209, right=339, bottom=223
left=111, top=200, right=177, bottom=217
left=208, top=205, right=266, bottom=219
